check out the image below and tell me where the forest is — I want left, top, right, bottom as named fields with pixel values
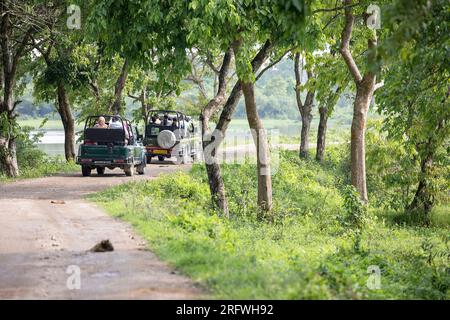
left=0, top=0, right=448, bottom=300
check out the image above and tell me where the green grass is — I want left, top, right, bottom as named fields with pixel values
left=0, top=157, right=78, bottom=182
left=90, top=149, right=449, bottom=299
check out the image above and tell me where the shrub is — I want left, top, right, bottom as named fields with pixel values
left=0, top=126, right=77, bottom=180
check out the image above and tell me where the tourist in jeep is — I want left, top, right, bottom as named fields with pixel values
left=108, top=115, right=122, bottom=129
left=172, top=117, right=178, bottom=128
left=94, top=116, right=108, bottom=128
left=162, top=113, right=172, bottom=126
left=109, top=115, right=130, bottom=144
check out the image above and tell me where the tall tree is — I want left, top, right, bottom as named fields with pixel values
left=198, top=49, right=233, bottom=216
left=314, top=51, right=349, bottom=161
left=294, top=52, right=316, bottom=159
left=233, top=38, right=273, bottom=213
left=338, top=0, right=383, bottom=202
left=0, top=1, right=53, bottom=176
left=32, top=26, right=80, bottom=161
left=127, top=56, right=180, bottom=126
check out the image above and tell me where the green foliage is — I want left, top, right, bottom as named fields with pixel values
left=366, top=117, right=449, bottom=213
left=0, top=125, right=78, bottom=181
left=342, top=185, right=370, bottom=229
left=376, top=0, right=450, bottom=214
left=87, top=0, right=191, bottom=84
left=15, top=126, right=46, bottom=170
left=91, top=150, right=449, bottom=299
left=188, top=150, right=344, bottom=226
left=366, top=121, right=417, bottom=210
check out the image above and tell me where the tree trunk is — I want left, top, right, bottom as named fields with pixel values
left=135, top=90, right=148, bottom=125
left=300, top=104, right=313, bottom=158
left=0, top=135, right=18, bottom=177
left=203, top=144, right=229, bottom=216
left=294, top=53, right=315, bottom=159
left=241, top=81, right=272, bottom=213
left=316, top=85, right=344, bottom=162
left=408, top=154, right=434, bottom=215
left=201, top=49, right=232, bottom=217
left=316, top=106, right=328, bottom=161
left=0, top=74, right=19, bottom=177
left=350, top=79, right=374, bottom=203
left=110, top=59, right=129, bottom=114
left=57, top=83, right=75, bottom=161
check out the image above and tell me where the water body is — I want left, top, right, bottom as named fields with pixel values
left=33, top=130, right=81, bottom=157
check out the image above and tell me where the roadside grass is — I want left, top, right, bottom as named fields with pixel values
left=89, top=149, right=449, bottom=299
left=0, top=157, right=78, bottom=182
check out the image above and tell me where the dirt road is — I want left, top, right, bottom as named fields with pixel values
left=0, top=162, right=204, bottom=299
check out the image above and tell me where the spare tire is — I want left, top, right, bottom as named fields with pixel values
left=157, top=130, right=177, bottom=149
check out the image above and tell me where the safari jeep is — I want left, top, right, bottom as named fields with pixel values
left=144, top=110, right=199, bottom=164
left=76, top=115, right=146, bottom=176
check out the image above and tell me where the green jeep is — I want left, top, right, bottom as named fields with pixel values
left=76, top=115, right=146, bottom=176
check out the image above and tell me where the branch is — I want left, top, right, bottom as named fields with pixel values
left=255, top=47, right=293, bottom=81
left=12, top=27, right=33, bottom=74
left=163, top=89, right=175, bottom=98
left=89, top=81, right=100, bottom=101
left=201, top=47, right=233, bottom=124
left=339, top=0, right=362, bottom=83
left=216, top=48, right=233, bottom=94
left=294, top=52, right=304, bottom=108
left=215, top=39, right=273, bottom=133
left=374, top=80, right=384, bottom=91
left=185, top=74, right=208, bottom=100
left=127, top=92, right=140, bottom=100
left=11, top=100, right=22, bottom=113
left=30, top=34, right=51, bottom=64
left=203, top=52, right=220, bottom=75
left=322, top=12, right=341, bottom=31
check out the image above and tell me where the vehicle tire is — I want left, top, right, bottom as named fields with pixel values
left=81, top=165, right=91, bottom=177
left=96, top=167, right=105, bottom=175
left=137, top=157, right=146, bottom=175
left=136, top=166, right=145, bottom=175
left=158, top=155, right=165, bottom=162
left=147, top=156, right=152, bottom=164
left=124, top=164, right=134, bottom=176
